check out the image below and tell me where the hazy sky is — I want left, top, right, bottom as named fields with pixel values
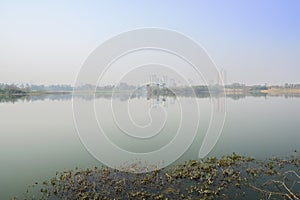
left=0, top=0, right=299, bottom=85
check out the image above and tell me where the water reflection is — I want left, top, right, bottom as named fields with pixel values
left=1, top=91, right=300, bottom=104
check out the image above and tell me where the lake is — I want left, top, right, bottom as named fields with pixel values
left=0, top=94, right=300, bottom=199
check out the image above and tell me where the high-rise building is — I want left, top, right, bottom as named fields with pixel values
left=170, top=78, right=176, bottom=87
left=220, top=69, right=227, bottom=85
left=150, top=74, right=158, bottom=85
left=162, top=75, right=168, bottom=86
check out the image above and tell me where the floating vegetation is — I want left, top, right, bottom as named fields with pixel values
left=13, top=153, right=300, bottom=200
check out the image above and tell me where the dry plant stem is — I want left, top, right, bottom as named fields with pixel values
left=284, top=170, right=300, bottom=183
left=249, top=183, right=292, bottom=200
left=271, top=180, right=299, bottom=200
left=249, top=170, right=300, bottom=200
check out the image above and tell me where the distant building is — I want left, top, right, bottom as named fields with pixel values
left=170, top=78, right=177, bottom=87
left=150, top=74, right=158, bottom=85
left=162, top=75, right=168, bottom=86
left=220, top=69, right=227, bottom=85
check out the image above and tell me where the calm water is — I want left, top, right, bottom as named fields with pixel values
left=1, top=95, right=300, bottom=199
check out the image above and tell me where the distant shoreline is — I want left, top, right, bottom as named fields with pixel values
left=2, top=88, right=300, bottom=97
left=226, top=88, right=300, bottom=95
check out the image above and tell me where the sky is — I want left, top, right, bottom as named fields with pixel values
left=0, top=0, right=299, bottom=85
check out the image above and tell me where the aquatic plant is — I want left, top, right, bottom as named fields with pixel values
left=13, top=153, right=300, bottom=200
